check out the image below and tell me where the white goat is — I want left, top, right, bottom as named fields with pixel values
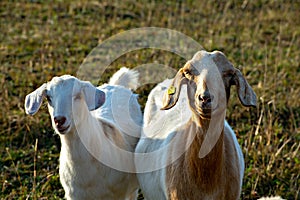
left=25, top=68, right=142, bottom=200
left=135, top=50, right=257, bottom=199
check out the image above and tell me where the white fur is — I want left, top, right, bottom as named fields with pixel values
left=258, top=197, right=285, bottom=200
left=109, top=67, right=139, bottom=90
left=143, top=79, right=192, bottom=139
left=224, top=120, right=245, bottom=188
left=25, top=68, right=142, bottom=200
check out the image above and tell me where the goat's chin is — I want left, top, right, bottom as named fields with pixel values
left=193, top=106, right=211, bottom=119
left=198, top=110, right=212, bottom=119
left=195, top=104, right=220, bottom=119
left=55, top=125, right=71, bottom=135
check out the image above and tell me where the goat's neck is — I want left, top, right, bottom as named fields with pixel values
left=60, top=110, right=102, bottom=161
left=60, top=108, right=127, bottom=164
left=184, top=113, right=225, bottom=185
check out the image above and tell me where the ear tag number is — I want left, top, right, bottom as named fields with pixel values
left=168, top=86, right=176, bottom=95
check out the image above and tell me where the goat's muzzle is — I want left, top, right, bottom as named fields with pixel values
left=198, top=91, right=214, bottom=107
left=199, top=92, right=214, bottom=104
left=196, top=91, right=214, bottom=118
left=54, top=116, right=70, bottom=134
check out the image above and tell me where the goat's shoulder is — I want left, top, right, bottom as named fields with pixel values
left=223, top=121, right=242, bottom=169
left=223, top=121, right=244, bottom=168
left=223, top=120, right=244, bottom=197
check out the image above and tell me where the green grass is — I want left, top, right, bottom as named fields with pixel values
left=0, top=0, right=299, bottom=199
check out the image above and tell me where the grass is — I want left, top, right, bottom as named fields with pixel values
left=0, top=0, right=299, bottom=199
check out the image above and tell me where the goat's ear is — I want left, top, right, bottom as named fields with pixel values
left=82, top=83, right=106, bottom=111
left=161, top=68, right=187, bottom=110
left=233, top=69, right=257, bottom=107
left=211, top=51, right=257, bottom=107
left=25, top=83, right=47, bottom=115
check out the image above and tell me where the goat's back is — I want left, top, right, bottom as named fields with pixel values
left=94, top=84, right=142, bottom=150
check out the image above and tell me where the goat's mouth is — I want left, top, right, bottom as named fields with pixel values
left=196, top=104, right=219, bottom=118
left=197, top=108, right=212, bottom=118
left=56, top=125, right=70, bottom=134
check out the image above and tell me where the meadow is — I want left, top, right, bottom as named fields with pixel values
left=0, top=0, right=299, bottom=199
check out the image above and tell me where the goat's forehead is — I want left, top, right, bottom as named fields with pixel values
left=190, top=50, right=234, bottom=73
left=189, top=54, right=219, bottom=74
left=47, top=75, right=81, bottom=94
left=191, top=50, right=209, bottom=60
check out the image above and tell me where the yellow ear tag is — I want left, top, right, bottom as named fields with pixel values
left=168, top=86, right=176, bottom=95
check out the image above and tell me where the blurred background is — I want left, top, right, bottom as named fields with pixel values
left=0, top=0, right=299, bottom=199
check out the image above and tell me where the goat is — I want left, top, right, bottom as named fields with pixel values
left=25, top=68, right=142, bottom=200
left=135, top=50, right=257, bottom=199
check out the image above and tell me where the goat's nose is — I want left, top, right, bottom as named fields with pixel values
left=199, top=91, right=214, bottom=103
left=54, top=116, right=66, bottom=127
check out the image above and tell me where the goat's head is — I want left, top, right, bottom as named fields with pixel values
left=25, top=75, right=105, bottom=134
left=161, top=50, right=257, bottom=119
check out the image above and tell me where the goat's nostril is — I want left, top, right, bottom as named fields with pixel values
left=199, top=93, right=213, bottom=103
left=206, top=97, right=212, bottom=103
left=54, top=116, right=66, bottom=126
left=210, top=94, right=214, bottom=102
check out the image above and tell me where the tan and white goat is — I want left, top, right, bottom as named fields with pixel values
left=135, top=50, right=257, bottom=200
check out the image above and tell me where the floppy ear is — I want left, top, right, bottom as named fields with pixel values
left=82, top=82, right=106, bottom=111
left=24, top=83, right=47, bottom=115
left=211, top=51, right=257, bottom=107
left=232, top=69, right=257, bottom=107
left=161, top=68, right=187, bottom=110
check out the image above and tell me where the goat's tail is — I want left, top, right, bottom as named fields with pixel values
left=109, top=67, right=139, bottom=90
